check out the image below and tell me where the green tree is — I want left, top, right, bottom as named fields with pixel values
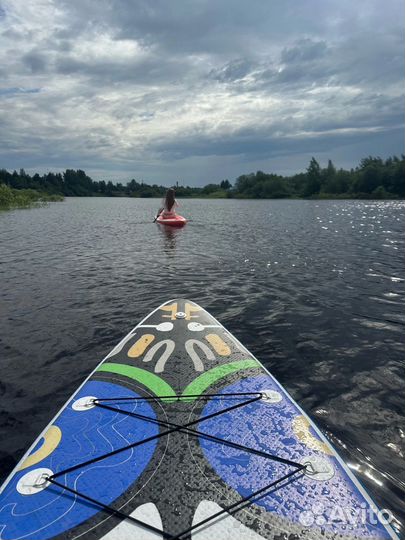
left=304, top=157, right=321, bottom=196
left=220, top=179, right=232, bottom=190
left=321, top=159, right=337, bottom=192
left=372, top=185, right=389, bottom=199
left=202, top=183, right=221, bottom=195
left=353, top=159, right=383, bottom=194
left=262, top=176, right=290, bottom=198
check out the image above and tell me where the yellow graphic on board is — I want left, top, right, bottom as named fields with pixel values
left=18, top=425, right=62, bottom=471
left=184, top=303, right=201, bottom=320
left=160, top=302, right=201, bottom=320
left=292, top=415, right=333, bottom=455
left=205, top=334, right=231, bottom=356
left=128, top=334, right=155, bottom=357
left=160, top=303, right=178, bottom=320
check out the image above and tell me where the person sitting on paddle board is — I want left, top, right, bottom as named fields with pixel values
left=156, top=188, right=179, bottom=220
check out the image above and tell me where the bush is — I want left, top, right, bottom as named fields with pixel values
left=0, top=184, right=63, bottom=210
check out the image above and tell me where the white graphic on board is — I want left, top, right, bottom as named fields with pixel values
left=100, top=502, right=163, bottom=539
left=16, top=468, right=53, bottom=495
left=139, top=322, right=174, bottom=332
left=192, top=500, right=266, bottom=540
left=143, top=340, right=175, bottom=373
left=188, top=322, right=221, bottom=332
left=185, top=340, right=215, bottom=372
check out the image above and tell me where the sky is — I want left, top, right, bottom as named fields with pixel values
left=0, top=0, right=404, bottom=186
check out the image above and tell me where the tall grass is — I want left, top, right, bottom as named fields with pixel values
left=0, top=184, right=63, bottom=210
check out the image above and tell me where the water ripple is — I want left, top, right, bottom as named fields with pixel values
left=0, top=198, right=404, bottom=531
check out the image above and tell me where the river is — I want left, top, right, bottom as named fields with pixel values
left=0, top=197, right=404, bottom=535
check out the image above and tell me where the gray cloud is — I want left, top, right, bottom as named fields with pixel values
left=0, top=0, right=403, bottom=185
left=22, top=51, right=48, bottom=73
left=281, top=39, right=328, bottom=64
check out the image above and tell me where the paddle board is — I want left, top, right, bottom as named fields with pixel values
left=156, top=214, right=187, bottom=227
left=0, top=299, right=398, bottom=540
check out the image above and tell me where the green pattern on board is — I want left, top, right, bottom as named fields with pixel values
left=181, top=359, right=259, bottom=401
left=97, top=363, right=176, bottom=399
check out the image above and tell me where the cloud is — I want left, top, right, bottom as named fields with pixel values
left=0, top=87, right=41, bottom=95
left=0, top=0, right=403, bottom=184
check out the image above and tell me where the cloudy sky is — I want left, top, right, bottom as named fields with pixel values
left=0, top=0, right=403, bottom=186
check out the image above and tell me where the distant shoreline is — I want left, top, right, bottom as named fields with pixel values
left=62, top=194, right=404, bottom=202
left=63, top=193, right=403, bottom=200
left=1, top=154, right=403, bottom=208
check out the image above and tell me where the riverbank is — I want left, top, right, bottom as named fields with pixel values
left=0, top=184, right=64, bottom=210
left=1, top=154, right=403, bottom=201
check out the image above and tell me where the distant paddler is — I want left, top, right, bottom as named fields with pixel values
left=154, top=188, right=187, bottom=227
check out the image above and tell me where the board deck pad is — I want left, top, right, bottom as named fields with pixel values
left=0, top=299, right=398, bottom=540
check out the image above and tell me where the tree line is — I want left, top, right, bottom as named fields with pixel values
left=233, top=156, right=404, bottom=199
left=0, top=155, right=403, bottom=199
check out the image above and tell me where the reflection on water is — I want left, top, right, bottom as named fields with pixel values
left=158, top=223, right=181, bottom=254
left=0, top=198, right=404, bottom=536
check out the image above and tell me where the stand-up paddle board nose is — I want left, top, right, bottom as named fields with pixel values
left=0, top=299, right=399, bottom=540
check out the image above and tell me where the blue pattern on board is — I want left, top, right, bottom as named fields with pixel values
left=199, top=376, right=390, bottom=539
left=0, top=381, right=158, bottom=540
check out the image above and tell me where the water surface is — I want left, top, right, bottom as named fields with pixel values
left=0, top=198, right=404, bottom=534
